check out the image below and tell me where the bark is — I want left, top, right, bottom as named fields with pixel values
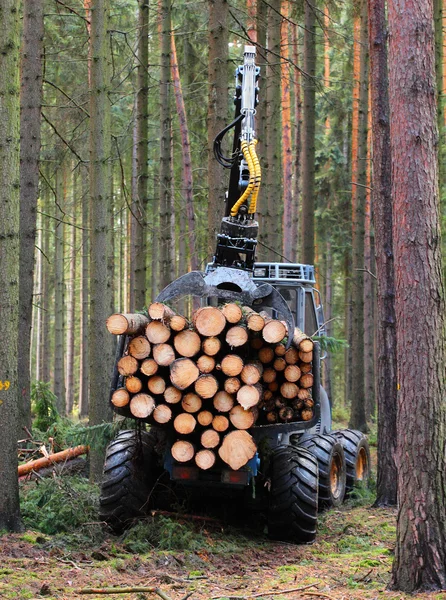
left=265, top=0, right=282, bottom=259
left=171, top=32, right=197, bottom=272
left=89, top=0, right=113, bottom=481
left=281, top=4, right=293, bottom=259
left=388, top=0, right=446, bottom=586
left=256, top=0, right=267, bottom=258
left=18, top=0, right=44, bottom=432
left=79, top=168, right=89, bottom=418
left=291, top=23, right=301, bottom=259
left=300, top=0, right=316, bottom=264
left=159, top=0, right=173, bottom=289
left=41, top=185, right=51, bottom=384
left=66, top=180, right=77, bottom=415
left=207, top=0, right=229, bottom=257
left=349, top=0, right=369, bottom=432
left=0, top=0, right=22, bottom=532
left=323, top=241, right=333, bottom=400
left=54, top=167, right=66, bottom=414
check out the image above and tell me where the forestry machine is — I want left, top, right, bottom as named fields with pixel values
left=100, top=46, right=370, bottom=543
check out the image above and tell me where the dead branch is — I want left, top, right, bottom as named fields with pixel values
left=76, top=587, right=173, bottom=599
left=211, top=584, right=317, bottom=599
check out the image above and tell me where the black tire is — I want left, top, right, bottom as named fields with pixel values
left=332, top=429, right=371, bottom=494
left=299, top=434, right=346, bottom=508
left=99, top=429, right=162, bottom=532
left=268, top=445, right=319, bottom=544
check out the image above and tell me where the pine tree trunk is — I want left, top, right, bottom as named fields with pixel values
left=18, top=0, right=44, bottom=432
left=0, top=0, right=23, bottom=531
left=281, top=4, right=293, bottom=260
left=207, top=0, right=228, bottom=257
left=388, top=0, right=446, bottom=586
left=41, top=184, right=51, bottom=383
left=54, top=167, right=66, bottom=414
left=79, top=168, right=90, bottom=418
left=256, top=0, right=268, bottom=259
left=291, top=23, right=301, bottom=258
left=301, top=0, right=316, bottom=264
left=265, top=0, right=282, bottom=259
left=369, top=0, right=397, bottom=502
left=89, top=0, right=113, bottom=480
left=349, top=0, right=369, bottom=432
left=159, top=0, right=173, bottom=289
left=65, top=179, right=77, bottom=415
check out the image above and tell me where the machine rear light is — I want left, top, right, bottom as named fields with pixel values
left=221, top=470, right=249, bottom=485
left=254, top=268, right=266, bottom=277
left=172, top=465, right=199, bottom=480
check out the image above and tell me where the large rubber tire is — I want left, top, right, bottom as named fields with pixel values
left=99, top=429, right=162, bottom=532
left=299, top=434, right=346, bottom=508
left=332, top=429, right=371, bottom=494
left=268, top=445, right=319, bottom=544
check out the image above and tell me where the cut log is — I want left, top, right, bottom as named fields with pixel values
left=284, top=346, right=299, bottom=365
left=170, top=314, right=188, bottom=332
left=195, top=374, right=219, bottom=399
left=280, top=382, right=299, bottom=399
left=292, top=398, right=304, bottom=410
left=299, top=350, right=313, bottom=363
left=262, top=367, right=277, bottom=383
left=301, top=408, right=314, bottom=421
left=125, top=376, right=142, bottom=394
left=197, top=410, right=214, bottom=426
left=164, top=386, right=182, bottom=404
left=174, top=330, right=201, bottom=357
left=297, top=388, right=312, bottom=400
left=193, top=306, right=226, bottom=336
left=221, top=303, right=243, bottom=324
left=171, top=440, right=195, bottom=463
left=241, top=361, right=263, bottom=385
left=300, top=362, right=313, bottom=374
left=300, top=373, right=314, bottom=389
left=148, top=302, right=176, bottom=321
left=202, top=336, right=221, bottom=356
left=224, top=377, right=241, bottom=394
left=279, top=406, right=294, bottom=422
left=17, top=445, right=89, bottom=476
left=117, top=355, right=139, bottom=376
left=195, top=449, right=216, bottom=470
left=106, top=313, right=149, bottom=335
left=226, top=325, right=248, bottom=348
left=196, top=354, right=216, bottom=374
left=147, top=375, right=166, bottom=395
left=201, top=429, right=220, bottom=449
left=213, top=391, right=234, bottom=412
left=250, top=337, right=264, bottom=350
left=274, top=343, right=286, bottom=357
left=304, top=398, right=314, bottom=408
left=130, top=393, right=156, bottom=418
left=263, top=397, right=276, bottom=411
left=284, top=364, right=301, bottom=383
left=182, top=393, right=203, bottom=413
left=212, top=414, right=229, bottom=432
left=261, top=315, right=287, bottom=344
left=111, top=388, right=130, bottom=407
left=275, top=397, right=286, bottom=409
left=292, top=327, right=314, bottom=352
left=273, top=357, right=286, bottom=372
left=263, top=389, right=273, bottom=402
left=268, top=381, right=279, bottom=392
left=266, top=411, right=278, bottom=423
left=173, top=413, right=196, bottom=434
left=258, top=346, right=274, bottom=364
left=243, top=306, right=265, bottom=331
left=153, top=404, right=172, bottom=424
left=237, top=384, right=262, bottom=410
left=145, top=320, right=171, bottom=344
left=229, top=405, right=255, bottom=429
left=221, top=354, right=244, bottom=376
left=170, top=358, right=200, bottom=390
left=140, top=358, right=159, bottom=377
left=153, top=343, right=176, bottom=366
left=218, top=430, right=257, bottom=470
left=128, top=336, right=151, bottom=360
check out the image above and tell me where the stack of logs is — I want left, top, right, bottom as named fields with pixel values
left=106, top=303, right=315, bottom=472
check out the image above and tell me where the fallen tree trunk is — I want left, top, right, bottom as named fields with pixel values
left=18, top=445, right=89, bottom=476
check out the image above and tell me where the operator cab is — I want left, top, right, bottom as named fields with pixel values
left=252, top=262, right=326, bottom=338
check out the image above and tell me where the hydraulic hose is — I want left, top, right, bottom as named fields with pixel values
left=230, top=140, right=256, bottom=216
left=248, top=140, right=261, bottom=214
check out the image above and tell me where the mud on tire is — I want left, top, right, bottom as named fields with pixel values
left=268, top=445, right=319, bottom=544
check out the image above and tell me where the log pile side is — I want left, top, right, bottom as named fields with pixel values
left=106, top=303, right=315, bottom=472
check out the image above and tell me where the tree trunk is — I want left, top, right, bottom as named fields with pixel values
left=349, top=0, right=369, bottom=432
left=300, top=0, right=316, bottom=264
left=368, top=0, right=397, bottom=506
left=388, top=0, right=446, bottom=586
left=256, top=0, right=268, bottom=258
left=79, top=168, right=90, bottom=418
left=89, top=0, right=113, bottom=481
left=18, top=0, right=44, bottom=432
left=159, top=0, right=173, bottom=289
left=41, top=184, right=51, bottom=384
left=66, top=179, right=77, bottom=415
left=434, top=0, right=444, bottom=197
left=291, top=23, right=301, bottom=260
left=0, top=0, right=22, bottom=532
left=265, top=0, right=282, bottom=259
left=207, top=0, right=228, bottom=257
left=281, top=3, right=293, bottom=259
left=54, top=167, right=66, bottom=414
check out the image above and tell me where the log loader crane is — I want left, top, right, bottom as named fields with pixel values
left=100, top=46, right=370, bottom=543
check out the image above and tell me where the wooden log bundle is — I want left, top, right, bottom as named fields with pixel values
left=107, top=303, right=315, bottom=472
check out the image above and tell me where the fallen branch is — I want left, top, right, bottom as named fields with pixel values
left=18, top=445, right=88, bottom=476
left=76, top=587, right=172, bottom=599
left=211, top=584, right=317, bottom=599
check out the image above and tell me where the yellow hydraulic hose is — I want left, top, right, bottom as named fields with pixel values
left=248, top=140, right=261, bottom=214
left=230, top=140, right=256, bottom=216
